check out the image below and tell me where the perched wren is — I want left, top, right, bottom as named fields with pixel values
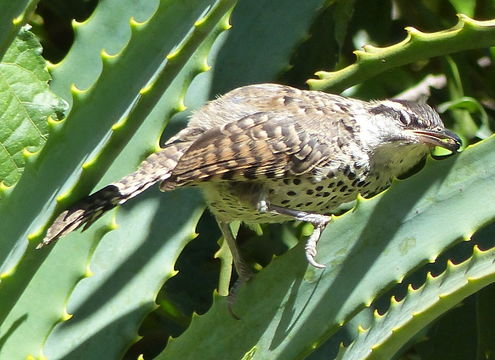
left=39, top=83, right=461, bottom=284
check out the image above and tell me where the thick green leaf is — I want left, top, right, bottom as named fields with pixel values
left=0, top=1, right=235, bottom=358
left=338, top=245, right=495, bottom=359
left=48, top=0, right=157, bottom=103
left=43, top=188, right=204, bottom=360
left=0, top=0, right=37, bottom=60
left=210, top=0, right=326, bottom=94
left=448, top=0, right=476, bottom=17
left=309, top=15, right=495, bottom=93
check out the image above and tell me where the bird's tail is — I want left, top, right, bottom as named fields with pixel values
left=38, top=142, right=189, bottom=248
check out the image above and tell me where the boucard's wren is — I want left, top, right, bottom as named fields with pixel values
left=39, top=83, right=461, bottom=288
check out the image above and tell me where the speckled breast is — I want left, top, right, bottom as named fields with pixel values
left=200, top=170, right=385, bottom=224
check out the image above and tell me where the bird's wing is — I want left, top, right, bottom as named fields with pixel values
left=161, top=111, right=332, bottom=190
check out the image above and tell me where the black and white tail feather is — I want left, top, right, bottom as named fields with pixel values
left=38, top=142, right=188, bottom=248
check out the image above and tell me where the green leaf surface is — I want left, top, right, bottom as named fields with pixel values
left=438, top=96, right=491, bottom=139
left=48, top=0, right=158, bottom=103
left=0, top=0, right=37, bottom=61
left=0, top=28, right=66, bottom=186
left=159, top=136, right=495, bottom=360
left=338, top=245, right=495, bottom=360
left=448, top=0, right=476, bottom=17
left=0, top=0, right=224, bottom=302
left=309, top=15, right=495, bottom=93
left=43, top=188, right=204, bottom=360
left=210, top=0, right=326, bottom=94
left=0, top=0, right=235, bottom=358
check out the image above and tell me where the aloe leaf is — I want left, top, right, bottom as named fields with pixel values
left=438, top=96, right=491, bottom=139
left=210, top=0, right=328, bottom=94
left=309, top=15, right=495, bottom=93
left=159, top=136, right=495, bottom=359
left=0, top=0, right=38, bottom=60
left=48, top=1, right=158, bottom=103
left=338, top=245, right=495, bottom=360
left=448, top=0, right=476, bottom=17
left=0, top=1, right=236, bottom=358
left=42, top=189, right=205, bottom=360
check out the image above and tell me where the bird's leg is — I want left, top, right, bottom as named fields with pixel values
left=217, top=220, right=254, bottom=318
left=262, top=203, right=330, bottom=269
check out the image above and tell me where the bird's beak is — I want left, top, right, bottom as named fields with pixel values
left=408, top=128, right=462, bottom=153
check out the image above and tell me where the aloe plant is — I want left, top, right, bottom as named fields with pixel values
left=0, top=1, right=494, bottom=359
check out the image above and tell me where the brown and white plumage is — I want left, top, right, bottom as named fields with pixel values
left=40, top=84, right=461, bottom=280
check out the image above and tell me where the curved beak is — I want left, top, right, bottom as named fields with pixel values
left=408, top=128, right=462, bottom=153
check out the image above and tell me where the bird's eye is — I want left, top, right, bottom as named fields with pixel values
left=398, top=111, right=410, bottom=125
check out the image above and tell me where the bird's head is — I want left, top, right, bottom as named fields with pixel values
left=359, top=99, right=461, bottom=176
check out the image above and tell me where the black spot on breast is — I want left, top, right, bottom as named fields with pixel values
left=283, top=178, right=291, bottom=185
left=343, top=122, right=354, bottom=132
left=287, top=191, right=296, bottom=196
left=327, top=182, right=335, bottom=188
left=322, top=192, right=331, bottom=197
left=315, top=185, right=324, bottom=191
left=293, top=178, right=301, bottom=185
left=281, top=199, right=290, bottom=205
left=295, top=203, right=303, bottom=208
left=340, top=185, right=348, bottom=192
left=336, top=103, right=350, bottom=112
left=305, top=201, right=313, bottom=206
left=283, top=96, right=295, bottom=105
left=306, top=189, right=314, bottom=195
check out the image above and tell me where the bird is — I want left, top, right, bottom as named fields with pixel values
left=38, top=83, right=461, bottom=287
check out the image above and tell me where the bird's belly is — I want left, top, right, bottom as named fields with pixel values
left=200, top=175, right=374, bottom=224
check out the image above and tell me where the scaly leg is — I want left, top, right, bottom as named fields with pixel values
left=264, top=203, right=330, bottom=269
left=217, top=220, right=254, bottom=318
